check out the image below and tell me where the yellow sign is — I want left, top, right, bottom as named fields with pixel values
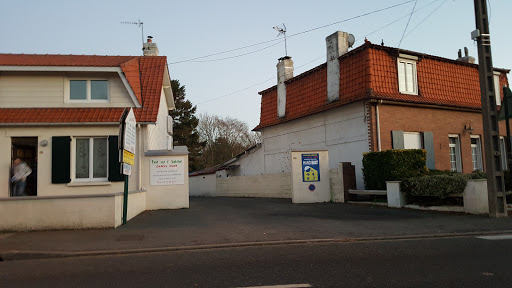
left=303, top=166, right=319, bottom=182
left=123, top=150, right=135, bottom=165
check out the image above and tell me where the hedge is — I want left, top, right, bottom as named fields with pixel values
left=401, top=174, right=468, bottom=199
left=362, top=149, right=427, bottom=190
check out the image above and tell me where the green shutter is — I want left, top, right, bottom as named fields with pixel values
left=52, top=136, right=71, bottom=183
left=392, top=130, right=404, bottom=149
left=423, top=132, right=435, bottom=170
left=108, top=136, right=124, bottom=182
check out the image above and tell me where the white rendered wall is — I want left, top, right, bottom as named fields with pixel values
left=0, top=72, right=134, bottom=108
left=261, top=102, right=369, bottom=189
left=0, top=126, right=140, bottom=198
left=291, top=151, right=330, bottom=203
left=146, top=89, right=171, bottom=151
left=189, top=174, right=217, bottom=196
left=232, top=146, right=265, bottom=176
left=216, top=173, right=291, bottom=198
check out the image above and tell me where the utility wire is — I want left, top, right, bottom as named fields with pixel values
left=402, top=0, right=448, bottom=40
left=398, top=0, right=418, bottom=48
left=169, top=0, right=415, bottom=64
left=183, top=40, right=284, bottom=63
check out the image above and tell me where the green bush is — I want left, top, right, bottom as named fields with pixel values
left=362, top=149, right=427, bottom=190
left=401, top=174, right=468, bottom=199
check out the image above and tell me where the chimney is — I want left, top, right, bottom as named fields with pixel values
left=143, top=36, right=159, bottom=56
left=456, top=47, right=475, bottom=64
left=326, top=31, right=352, bottom=102
left=277, top=56, right=294, bottom=118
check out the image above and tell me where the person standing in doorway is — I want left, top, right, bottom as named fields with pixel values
left=11, top=158, right=32, bottom=197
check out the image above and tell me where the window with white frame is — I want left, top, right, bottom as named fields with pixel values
left=449, top=135, right=462, bottom=172
left=500, top=136, right=508, bottom=170
left=494, top=72, right=502, bottom=106
left=75, top=137, right=108, bottom=181
left=397, top=57, right=418, bottom=95
left=69, top=80, right=109, bottom=101
left=470, top=136, right=483, bottom=171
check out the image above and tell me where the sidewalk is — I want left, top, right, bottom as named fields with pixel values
left=1, top=197, right=512, bottom=261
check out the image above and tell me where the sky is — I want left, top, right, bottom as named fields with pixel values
left=2, top=0, right=511, bottom=130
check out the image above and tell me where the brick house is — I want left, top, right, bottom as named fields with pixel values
left=253, top=31, right=510, bottom=189
left=0, top=38, right=190, bottom=230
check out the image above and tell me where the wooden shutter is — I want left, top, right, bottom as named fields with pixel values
left=108, top=135, right=124, bottom=182
left=423, top=132, right=435, bottom=170
left=391, top=130, right=404, bottom=149
left=52, top=136, right=71, bottom=183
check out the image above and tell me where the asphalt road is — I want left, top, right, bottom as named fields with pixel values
left=2, top=235, right=512, bottom=288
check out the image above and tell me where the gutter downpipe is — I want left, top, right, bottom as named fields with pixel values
left=138, top=123, right=142, bottom=190
left=376, top=100, right=383, bottom=151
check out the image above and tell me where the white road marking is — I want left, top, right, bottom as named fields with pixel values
left=236, top=284, right=312, bottom=288
left=476, top=234, right=512, bottom=240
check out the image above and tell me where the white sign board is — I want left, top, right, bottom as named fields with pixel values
left=123, top=163, right=132, bottom=176
left=123, top=108, right=137, bottom=154
left=150, top=157, right=185, bottom=185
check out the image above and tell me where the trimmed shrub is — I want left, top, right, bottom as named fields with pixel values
left=401, top=174, right=468, bottom=199
left=362, top=149, right=427, bottom=190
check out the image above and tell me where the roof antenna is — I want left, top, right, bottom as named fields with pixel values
left=273, top=23, right=288, bottom=56
left=121, top=19, right=144, bottom=52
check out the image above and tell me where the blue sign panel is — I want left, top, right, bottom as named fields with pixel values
left=302, top=153, right=320, bottom=182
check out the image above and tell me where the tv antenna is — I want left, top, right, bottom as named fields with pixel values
left=121, top=19, right=144, bottom=47
left=273, top=23, right=288, bottom=56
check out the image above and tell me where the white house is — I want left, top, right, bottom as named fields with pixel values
left=0, top=38, right=190, bottom=230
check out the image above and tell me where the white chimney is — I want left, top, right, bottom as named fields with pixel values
left=143, top=36, right=159, bottom=56
left=277, top=56, right=294, bottom=118
left=326, top=31, right=352, bottom=102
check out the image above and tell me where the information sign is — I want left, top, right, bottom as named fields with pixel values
left=302, top=153, right=320, bottom=182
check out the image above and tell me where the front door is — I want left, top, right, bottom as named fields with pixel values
left=11, top=137, right=38, bottom=196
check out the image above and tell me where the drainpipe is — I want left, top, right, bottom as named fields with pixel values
left=376, top=100, right=383, bottom=151
left=138, top=123, right=142, bottom=190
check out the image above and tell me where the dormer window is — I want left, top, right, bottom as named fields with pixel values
left=397, top=54, right=418, bottom=95
left=69, top=80, right=109, bottom=101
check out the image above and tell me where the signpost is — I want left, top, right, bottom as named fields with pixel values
left=119, top=108, right=136, bottom=225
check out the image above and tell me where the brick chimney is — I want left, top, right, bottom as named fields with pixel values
left=277, top=56, right=294, bottom=118
left=326, top=31, right=351, bottom=102
left=143, top=36, right=159, bottom=56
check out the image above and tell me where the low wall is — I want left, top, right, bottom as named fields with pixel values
left=189, top=174, right=216, bottom=197
left=0, top=191, right=146, bottom=231
left=216, top=173, right=291, bottom=198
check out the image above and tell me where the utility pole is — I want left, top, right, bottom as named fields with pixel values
left=473, top=0, right=508, bottom=217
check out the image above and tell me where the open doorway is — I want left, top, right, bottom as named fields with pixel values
left=11, top=137, right=38, bottom=196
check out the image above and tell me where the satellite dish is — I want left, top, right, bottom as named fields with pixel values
left=347, top=34, right=355, bottom=48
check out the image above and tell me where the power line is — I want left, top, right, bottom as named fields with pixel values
left=398, top=0, right=418, bottom=48
left=402, top=0, right=448, bottom=40
left=169, top=0, right=415, bottom=65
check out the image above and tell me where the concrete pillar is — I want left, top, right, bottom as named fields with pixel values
left=386, top=181, right=405, bottom=208
left=326, top=31, right=350, bottom=103
left=277, top=56, right=294, bottom=118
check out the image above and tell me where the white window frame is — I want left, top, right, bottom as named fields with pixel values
left=71, top=137, right=109, bottom=182
left=500, top=136, right=508, bottom=171
left=397, top=55, right=418, bottom=95
left=65, top=78, right=110, bottom=103
left=470, top=135, right=483, bottom=171
left=449, top=134, right=462, bottom=172
left=494, top=72, right=501, bottom=106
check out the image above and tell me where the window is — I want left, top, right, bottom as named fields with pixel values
left=75, top=137, right=108, bottom=181
left=449, top=135, right=462, bottom=172
left=69, top=80, right=109, bottom=101
left=470, top=136, right=483, bottom=171
left=403, top=132, right=422, bottom=149
left=397, top=57, right=418, bottom=95
left=500, top=136, right=508, bottom=170
left=494, top=72, right=501, bottom=106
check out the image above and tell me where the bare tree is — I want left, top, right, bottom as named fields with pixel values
left=197, top=113, right=260, bottom=168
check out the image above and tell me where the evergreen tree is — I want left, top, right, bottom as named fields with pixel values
left=169, top=79, right=204, bottom=172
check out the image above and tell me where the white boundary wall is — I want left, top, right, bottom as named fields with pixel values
left=216, top=173, right=291, bottom=198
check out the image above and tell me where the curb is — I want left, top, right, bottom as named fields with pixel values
left=2, top=230, right=512, bottom=262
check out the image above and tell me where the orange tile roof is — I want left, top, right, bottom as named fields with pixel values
left=254, top=43, right=510, bottom=130
left=0, top=54, right=169, bottom=124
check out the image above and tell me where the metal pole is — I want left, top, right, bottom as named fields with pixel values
left=474, top=0, right=507, bottom=217
left=123, top=175, right=129, bottom=225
